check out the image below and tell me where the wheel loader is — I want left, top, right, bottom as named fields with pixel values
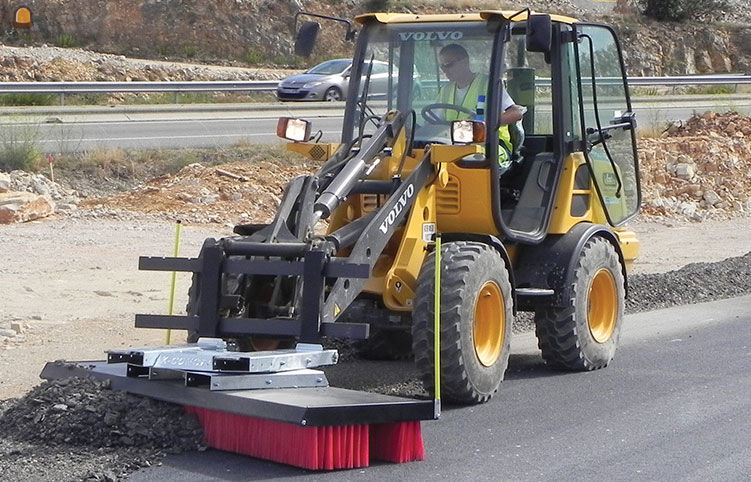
left=137, top=9, right=641, bottom=405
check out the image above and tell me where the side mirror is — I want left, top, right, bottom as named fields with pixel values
left=526, top=14, right=551, bottom=53
left=277, top=117, right=311, bottom=142
left=295, top=21, right=320, bottom=57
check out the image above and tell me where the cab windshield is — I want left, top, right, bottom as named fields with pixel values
left=346, top=21, right=498, bottom=145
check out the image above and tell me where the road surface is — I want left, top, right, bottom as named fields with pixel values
left=1, top=96, right=749, bottom=152
left=129, top=295, right=751, bottom=481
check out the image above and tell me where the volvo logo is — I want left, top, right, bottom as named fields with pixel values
left=379, top=184, right=415, bottom=234
left=397, top=31, right=464, bottom=41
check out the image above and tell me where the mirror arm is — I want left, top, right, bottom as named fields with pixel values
left=295, top=11, right=356, bottom=41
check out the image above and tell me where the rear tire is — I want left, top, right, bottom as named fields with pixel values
left=534, top=236, right=625, bottom=370
left=412, top=241, right=513, bottom=404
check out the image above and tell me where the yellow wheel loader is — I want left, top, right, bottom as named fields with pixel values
left=137, top=9, right=641, bottom=405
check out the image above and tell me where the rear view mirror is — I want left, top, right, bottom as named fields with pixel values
left=295, top=21, right=320, bottom=57
left=526, top=14, right=551, bottom=53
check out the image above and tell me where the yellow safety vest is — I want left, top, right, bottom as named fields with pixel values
left=439, top=74, right=513, bottom=163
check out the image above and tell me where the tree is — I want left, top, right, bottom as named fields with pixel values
left=638, top=0, right=728, bottom=21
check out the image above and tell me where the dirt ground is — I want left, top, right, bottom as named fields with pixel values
left=1, top=213, right=749, bottom=401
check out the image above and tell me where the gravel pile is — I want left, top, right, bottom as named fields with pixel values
left=639, top=112, right=751, bottom=221
left=84, top=160, right=316, bottom=225
left=0, top=374, right=204, bottom=482
left=3, top=170, right=80, bottom=209
left=627, top=251, right=751, bottom=313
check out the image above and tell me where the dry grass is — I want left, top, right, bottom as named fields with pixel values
left=50, top=144, right=305, bottom=197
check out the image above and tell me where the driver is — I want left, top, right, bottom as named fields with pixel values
left=438, top=44, right=524, bottom=166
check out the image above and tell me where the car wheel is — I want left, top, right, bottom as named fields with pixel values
left=324, top=87, right=343, bottom=102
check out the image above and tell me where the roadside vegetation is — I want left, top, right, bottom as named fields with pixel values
left=37, top=143, right=304, bottom=197
left=0, top=119, right=43, bottom=171
left=637, top=0, right=728, bottom=21
left=0, top=91, right=278, bottom=107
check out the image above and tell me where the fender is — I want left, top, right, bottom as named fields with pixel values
left=514, top=222, right=628, bottom=309
left=439, top=232, right=518, bottom=314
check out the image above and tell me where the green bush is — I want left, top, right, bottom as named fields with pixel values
left=685, top=85, right=734, bottom=95
left=0, top=93, right=57, bottom=106
left=244, top=49, right=263, bottom=65
left=156, top=45, right=171, bottom=57
left=638, top=0, right=728, bottom=21
left=366, top=0, right=392, bottom=11
left=0, top=143, right=41, bottom=172
left=55, top=34, right=77, bottom=48
left=0, top=120, right=43, bottom=172
left=182, top=44, right=198, bottom=59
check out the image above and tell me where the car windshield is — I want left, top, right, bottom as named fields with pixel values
left=307, top=59, right=351, bottom=75
left=346, top=21, right=498, bottom=143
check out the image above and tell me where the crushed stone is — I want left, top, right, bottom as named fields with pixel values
left=639, top=112, right=751, bottom=221
left=0, top=374, right=204, bottom=482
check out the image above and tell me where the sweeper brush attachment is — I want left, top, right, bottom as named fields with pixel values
left=37, top=109, right=440, bottom=470
left=41, top=340, right=435, bottom=470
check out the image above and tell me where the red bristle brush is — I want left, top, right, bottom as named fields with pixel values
left=185, top=406, right=424, bottom=470
left=370, top=421, right=425, bottom=463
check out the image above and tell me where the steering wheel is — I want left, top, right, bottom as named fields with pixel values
left=421, top=103, right=477, bottom=125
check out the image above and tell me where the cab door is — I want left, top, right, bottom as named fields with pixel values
left=573, top=23, right=640, bottom=226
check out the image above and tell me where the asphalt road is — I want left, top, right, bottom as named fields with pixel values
left=129, top=295, right=751, bottom=481
left=1, top=96, right=749, bottom=152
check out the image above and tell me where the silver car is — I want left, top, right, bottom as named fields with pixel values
left=276, top=58, right=402, bottom=102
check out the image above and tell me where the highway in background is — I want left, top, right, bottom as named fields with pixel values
left=1, top=95, right=749, bottom=152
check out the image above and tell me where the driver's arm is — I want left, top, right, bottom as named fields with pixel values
left=501, top=105, right=523, bottom=126
left=499, top=89, right=523, bottom=126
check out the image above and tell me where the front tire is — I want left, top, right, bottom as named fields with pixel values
left=534, top=236, right=625, bottom=370
left=412, top=241, right=513, bottom=404
left=323, top=87, right=343, bottom=102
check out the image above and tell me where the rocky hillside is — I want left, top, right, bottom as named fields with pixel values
left=0, top=0, right=749, bottom=77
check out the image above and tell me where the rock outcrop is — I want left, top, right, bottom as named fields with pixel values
left=0, top=0, right=748, bottom=76
left=0, top=170, right=79, bottom=224
left=0, top=191, right=54, bottom=223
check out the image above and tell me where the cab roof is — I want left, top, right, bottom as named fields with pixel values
left=355, top=10, right=578, bottom=26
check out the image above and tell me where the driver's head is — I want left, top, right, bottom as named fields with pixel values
left=439, top=44, right=471, bottom=85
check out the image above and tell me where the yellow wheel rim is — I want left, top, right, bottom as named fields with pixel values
left=588, top=269, right=617, bottom=343
left=473, top=281, right=505, bottom=367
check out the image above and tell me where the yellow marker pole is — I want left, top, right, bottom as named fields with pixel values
left=165, top=220, right=182, bottom=345
left=48, top=155, right=54, bottom=183
left=433, top=235, right=441, bottom=415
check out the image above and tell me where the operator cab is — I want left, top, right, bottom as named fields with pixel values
left=296, top=11, right=640, bottom=243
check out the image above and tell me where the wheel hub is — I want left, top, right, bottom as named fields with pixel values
left=473, top=281, right=504, bottom=367
left=588, top=268, right=617, bottom=343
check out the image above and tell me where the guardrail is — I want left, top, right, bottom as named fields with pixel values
left=0, top=80, right=280, bottom=94
left=629, top=74, right=750, bottom=86
left=0, top=75, right=748, bottom=96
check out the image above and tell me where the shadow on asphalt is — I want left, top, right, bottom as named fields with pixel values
left=505, top=352, right=563, bottom=380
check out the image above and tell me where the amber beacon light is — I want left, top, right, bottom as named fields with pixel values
left=14, top=7, right=32, bottom=28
